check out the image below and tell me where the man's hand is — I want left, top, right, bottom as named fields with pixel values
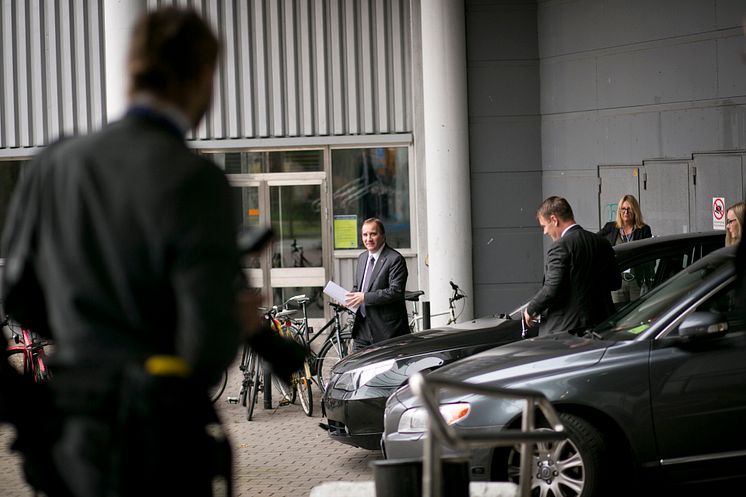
left=345, top=292, right=364, bottom=309
left=523, top=308, right=537, bottom=328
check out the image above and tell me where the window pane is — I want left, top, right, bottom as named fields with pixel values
left=0, top=161, right=25, bottom=258
left=271, top=185, right=322, bottom=268
left=232, top=186, right=261, bottom=268
left=331, top=148, right=411, bottom=249
left=205, top=150, right=322, bottom=173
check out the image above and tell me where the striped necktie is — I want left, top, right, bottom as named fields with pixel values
left=360, top=255, right=375, bottom=317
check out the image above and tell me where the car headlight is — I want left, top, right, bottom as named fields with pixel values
left=397, top=403, right=471, bottom=433
left=333, top=359, right=396, bottom=392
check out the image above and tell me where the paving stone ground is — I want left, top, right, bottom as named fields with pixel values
left=0, top=366, right=381, bottom=497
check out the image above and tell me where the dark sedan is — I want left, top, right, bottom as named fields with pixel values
left=383, top=245, right=745, bottom=495
left=322, top=231, right=724, bottom=450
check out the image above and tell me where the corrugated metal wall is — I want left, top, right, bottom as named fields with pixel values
left=0, top=0, right=106, bottom=150
left=151, top=0, right=414, bottom=140
left=0, top=0, right=412, bottom=151
left=0, top=0, right=413, bottom=152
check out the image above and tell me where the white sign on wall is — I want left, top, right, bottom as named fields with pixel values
left=713, top=197, right=725, bottom=230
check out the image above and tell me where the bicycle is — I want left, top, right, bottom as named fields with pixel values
left=408, top=281, right=466, bottom=332
left=3, top=318, right=51, bottom=383
left=226, top=307, right=285, bottom=421
left=275, top=295, right=355, bottom=416
left=208, top=369, right=228, bottom=403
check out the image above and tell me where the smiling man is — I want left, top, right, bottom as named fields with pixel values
left=524, top=197, right=621, bottom=336
left=346, top=218, right=409, bottom=351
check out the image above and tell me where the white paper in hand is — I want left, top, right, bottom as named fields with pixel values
left=323, top=281, right=358, bottom=312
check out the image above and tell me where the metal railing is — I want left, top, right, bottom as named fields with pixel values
left=409, top=372, right=566, bottom=497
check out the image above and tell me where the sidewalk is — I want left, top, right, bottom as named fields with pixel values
left=0, top=373, right=382, bottom=497
left=224, top=377, right=382, bottom=497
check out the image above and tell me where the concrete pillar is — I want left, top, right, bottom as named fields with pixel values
left=419, top=0, right=473, bottom=324
left=103, top=0, right=146, bottom=122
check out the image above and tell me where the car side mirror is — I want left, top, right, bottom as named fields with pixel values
left=678, top=311, right=728, bottom=338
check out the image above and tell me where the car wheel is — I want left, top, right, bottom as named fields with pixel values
left=505, top=413, right=607, bottom=497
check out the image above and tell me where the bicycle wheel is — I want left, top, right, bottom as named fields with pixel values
left=287, top=324, right=312, bottom=415
left=239, top=346, right=254, bottom=407
left=246, top=354, right=261, bottom=421
left=297, top=362, right=314, bottom=416
left=271, top=321, right=299, bottom=405
left=272, top=374, right=297, bottom=405
left=209, top=369, right=228, bottom=403
left=316, top=331, right=353, bottom=393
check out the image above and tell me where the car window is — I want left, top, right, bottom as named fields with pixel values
left=596, top=255, right=731, bottom=341
left=613, top=248, right=693, bottom=307
left=667, top=282, right=745, bottom=338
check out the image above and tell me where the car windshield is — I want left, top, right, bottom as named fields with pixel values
left=593, top=250, right=733, bottom=341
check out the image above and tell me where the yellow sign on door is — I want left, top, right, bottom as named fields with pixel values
left=334, top=215, right=358, bottom=249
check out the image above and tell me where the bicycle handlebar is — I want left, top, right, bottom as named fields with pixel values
left=448, top=281, right=466, bottom=304
left=329, top=302, right=355, bottom=315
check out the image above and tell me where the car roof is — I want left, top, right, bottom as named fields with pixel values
left=613, top=230, right=723, bottom=262
left=614, top=230, right=722, bottom=254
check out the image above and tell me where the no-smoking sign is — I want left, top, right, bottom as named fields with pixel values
left=713, top=197, right=725, bottom=230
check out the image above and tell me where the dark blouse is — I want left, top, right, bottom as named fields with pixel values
left=598, top=222, right=652, bottom=247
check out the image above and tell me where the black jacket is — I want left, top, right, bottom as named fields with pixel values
left=598, top=222, right=652, bottom=246
left=352, top=244, right=410, bottom=342
left=1, top=110, right=241, bottom=385
left=527, top=225, right=621, bottom=335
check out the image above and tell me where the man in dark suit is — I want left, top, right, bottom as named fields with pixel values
left=0, top=8, right=303, bottom=497
left=346, top=218, right=409, bottom=351
left=524, top=197, right=621, bottom=336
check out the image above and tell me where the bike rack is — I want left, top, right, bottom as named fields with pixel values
left=408, top=372, right=566, bottom=497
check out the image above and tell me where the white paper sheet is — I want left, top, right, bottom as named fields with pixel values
left=323, top=281, right=358, bottom=312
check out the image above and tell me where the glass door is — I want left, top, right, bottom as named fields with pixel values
left=230, top=181, right=264, bottom=290
left=228, top=174, right=329, bottom=322
left=268, top=178, right=327, bottom=319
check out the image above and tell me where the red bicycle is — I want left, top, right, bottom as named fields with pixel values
left=3, top=318, right=51, bottom=383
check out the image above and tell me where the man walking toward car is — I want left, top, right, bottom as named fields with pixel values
left=346, top=218, right=409, bottom=351
left=524, top=197, right=621, bottom=335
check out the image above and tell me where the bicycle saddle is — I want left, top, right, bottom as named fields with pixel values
left=275, top=309, right=298, bottom=319
left=405, top=290, right=425, bottom=301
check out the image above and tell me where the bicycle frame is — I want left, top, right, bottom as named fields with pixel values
left=4, top=321, right=50, bottom=383
left=278, top=296, right=352, bottom=377
left=280, top=296, right=344, bottom=351
left=409, top=282, right=466, bottom=332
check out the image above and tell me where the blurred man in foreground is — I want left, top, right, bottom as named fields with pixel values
left=1, top=7, right=300, bottom=496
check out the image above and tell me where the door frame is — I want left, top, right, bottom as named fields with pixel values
left=228, top=171, right=331, bottom=322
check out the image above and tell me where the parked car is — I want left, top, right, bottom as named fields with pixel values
left=382, top=245, right=745, bottom=495
left=322, top=231, right=724, bottom=450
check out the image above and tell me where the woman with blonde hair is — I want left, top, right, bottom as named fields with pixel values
left=725, top=201, right=745, bottom=247
left=598, top=194, right=652, bottom=304
left=598, top=194, right=652, bottom=246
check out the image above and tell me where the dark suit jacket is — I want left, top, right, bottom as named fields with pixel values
left=352, top=244, right=409, bottom=342
left=527, top=225, right=621, bottom=335
left=598, top=222, right=652, bottom=246
left=1, top=108, right=241, bottom=385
